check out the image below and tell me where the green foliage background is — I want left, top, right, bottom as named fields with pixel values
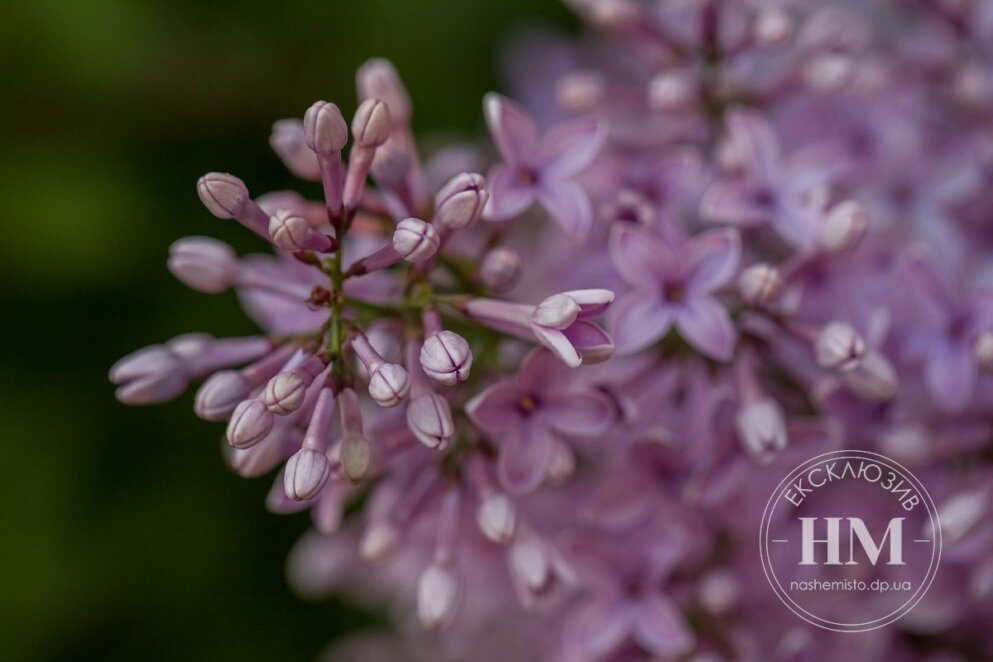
left=0, top=1, right=572, bottom=659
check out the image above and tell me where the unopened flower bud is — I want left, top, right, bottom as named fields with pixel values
left=546, top=440, right=576, bottom=485
left=264, top=372, right=308, bottom=415
left=357, top=58, right=412, bottom=124
left=406, top=392, right=455, bottom=449
left=226, top=399, right=274, bottom=449
left=351, top=98, right=391, bottom=148
left=753, top=8, right=794, bottom=46
left=167, top=237, right=238, bottom=294
left=479, top=247, right=521, bottom=291
left=420, top=331, right=473, bottom=385
left=974, top=332, right=993, bottom=371
left=341, top=435, right=372, bottom=482
left=803, top=53, right=855, bottom=92
left=736, top=398, right=787, bottom=464
left=815, top=322, right=866, bottom=372
left=195, top=370, right=250, bottom=421
left=738, top=262, right=783, bottom=306
left=477, top=493, right=516, bottom=544
left=939, top=490, right=987, bottom=544
left=284, top=448, right=331, bottom=501
left=647, top=71, right=696, bottom=112
left=360, top=520, right=401, bottom=561
left=197, top=172, right=249, bottom=219
left=417, top=563, right=462, bottom=630
left=843, top=349, right=898, bottom=401
left=556, top=70, right=606, bottom=112
left=303, top=101, right=348, bottom=156
left=270, top=119, right=321, bottom=180
left=393, top=218, right=440, bottom=262
left=268, top=208, right=334, bottom=252
left=819, top=200, right=868, bottom=253
left=433, top=172, right=488, bottom=231
left=533, top=294, right=581, bottom=329
left=368, top=363, right=410, bottom=407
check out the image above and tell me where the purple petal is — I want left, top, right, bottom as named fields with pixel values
left=536, top=180, right=593, bottom=239
left=519, top=348, right=573, bottom=392
left=726, top=109, right=782, bottom=181
left=536, top=118, right=606, bottom=179
left=609, top=225, right=673, bottom=287
left=498, top=421, right=555, bottom=494
left=563, top=320, right=614, bottom=364
left=925, top=340, right=977, bottom=412
left=904, top=251, right=955, bottom=320
left=542, top=391, right=613, bottom=437
left=466, top=382, right=525, bottom=435
left=632, top=594, right=694, bottom=657
left=484, top=163, right=536, bottom=221
left=674, top=296, right=735, bottom=361
left=532, top=325, right=582, bottom=368
left=682, top=229, right=741, bottom=295
left=484, top=93, right=538, bottom=163
left=699, top=179, right=773, bottom=226
left=770, top=198, right=821, bottom=251
left=561, top=598, right=632, bottom=659
left=608, top=292, right=673, bottom=355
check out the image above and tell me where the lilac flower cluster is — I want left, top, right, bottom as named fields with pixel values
left=113, top=1, right=993, bottom=659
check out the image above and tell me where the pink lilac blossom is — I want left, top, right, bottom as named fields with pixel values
left=114, top=1, right=993, bottom=659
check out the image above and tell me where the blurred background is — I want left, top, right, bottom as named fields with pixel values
left=0, top=1, right=574, bottom=659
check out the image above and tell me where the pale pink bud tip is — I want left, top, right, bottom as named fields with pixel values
left=351, top=98, right=391, bottom=148
left=738, top=262, right=783, bottom=306
left=753, top=8, right=794, bottom=46
left=270, top=119, right=320, bottom=180
left=195, top=370, right=250, bottom=421
left=417, top=563, right=462, bottom=630
left=268, top=209, right=332, bottom=252
left=533, top=294, right=581, bottom=329
left=227, top=399, right=274, bottom=449
left=975, top=332, right=993, bottom=371
left=406, top=392, right=455, bottom=449
left=264, top=372, right=308, bottom=415
left=341, top=435, right=372, bottom=482
left=360, top=520, right=401, bottom=562
left=303, top=101, right=348, bottom=156
left=433, top=172, right=489, bottom=231
left=368, top=363, right=410, bottom=407
left=420, top=331, right=473, bottom=385
left=197, top=172, right=248, bottom=219
left=393, top=218, right=440, bottom=262
left=479, top=247, right=521, bottom=291
left=815, top=321, right=866, bottom=372
left=819, top=200, right=868, bottom=253
left=477, top=493, right=516, bottom=544
left=167, top=237, right=238, bottom=294
left=357, top=58, right=411, bottom=123
left=647, top=71, right=696, bottom=112
left=736, top=398, right=787, bottom=464
left=284, top=448, right=331, bottom=501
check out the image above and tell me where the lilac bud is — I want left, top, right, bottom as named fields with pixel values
left=268, top=209, right=333, bottom=252
left=360, top=520, right=401, bottom=562
left=938, top=490, right=987, bottom=544
left=477, top=493, right=516, bottom=544
left=392, top=218, right=440, bottom=262
left=264, top=372, right=308, bottom=415
left=351, top=98, right=391, bottom=148
left=738, top=262, right=783, bottom=306
left=533, top=294, right=581, bottom=329
left=110, top=344, right=187, bottom=405
left=371, top=142, right=411, bottom=186
left=406, top=392, right=455, bottom=449
left=368, top=363, right=410, bottom=407
left=197, top=172, right=249, bottom=219
left=546, top=440, right=576, bottom=485
left=270, top=119, right=321, bottom=180
left=647, top=71, right=696, bottom=112
left=815, top=321, right=866, bottom=372
left=556, top=70, right=606, bottom=112
left=303, top=101, right=348, bottom=156
left=753, top=8, right=794, bottom=46
left=417, top=563, right=462, bottom=630
left=284, top=448, right=331, bottom=501
left=736, top=398, right=787, bottom=464
left=699, top=570, right=740, bottom=614
left=975, top=332, right=993, bottom=371
left=420, top=331, right=473, bottom=385
left=842, top=349, right=898, bottom=401
left=819, top=200, right=868, bottom=253
left=194, top=370, right=250, bottom=421
left=167, top=237, right=238, bottom=294
left=479, top=247, right=521, bottom=292
left=357, top=58, right=411, bottom=124
left=226, top=399, right=275, bottom=449
left=803, top=53, right=855, bottom=92
left=433, top=172, right=488, bottom=231
left=341, top=435, right=371, bottom=482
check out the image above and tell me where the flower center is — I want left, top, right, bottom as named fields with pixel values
left=516, top=167, right=539, bottom=187
left=664, top=281, right=686, bottom=303
left=519, top=394, right=538, bottom=414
